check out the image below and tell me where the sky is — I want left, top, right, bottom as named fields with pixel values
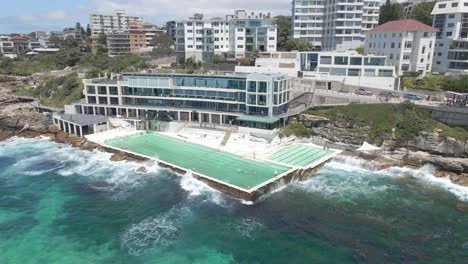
left=0, top=0, right=295, bottom=33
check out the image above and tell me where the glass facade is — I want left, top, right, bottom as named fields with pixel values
left=82, top=73, right=291, bottom=119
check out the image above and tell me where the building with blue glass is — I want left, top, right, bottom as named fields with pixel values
left=67, top=73, right=293, bottom=129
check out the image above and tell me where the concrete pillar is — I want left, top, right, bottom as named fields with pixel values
left=177, top=111, right=180, bottom=121
left=81, top=105, right=85, bottom=115
left=209, top=114, right=212, bottom=124
left=126, top=108, right=129, bottom=118
left=104, top=107, right=107, bottom=116
left=189, top=112, right=192, bottom=122
left=79, top=126, right=83, bottom=137
left=67, top=122, right=71, bottom=134
left=136, top=109, right=139, bottom=118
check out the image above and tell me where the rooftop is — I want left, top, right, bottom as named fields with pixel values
left=367, top=19, right=438, bottom=33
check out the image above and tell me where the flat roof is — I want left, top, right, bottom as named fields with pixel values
left=236, top=115, right=279, bottom=124
left=58, top=114, right=107, bottom=126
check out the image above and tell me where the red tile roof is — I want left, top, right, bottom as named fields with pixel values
left=367, top=19, right=438, bottom=33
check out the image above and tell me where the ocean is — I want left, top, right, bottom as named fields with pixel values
left=0, top=137, right=467, bottom=263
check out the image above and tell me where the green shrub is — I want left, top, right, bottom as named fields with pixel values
left=279, top=122, right=312, bottom=139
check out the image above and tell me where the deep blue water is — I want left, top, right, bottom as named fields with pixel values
left=0, top=137, right=467, bottom=263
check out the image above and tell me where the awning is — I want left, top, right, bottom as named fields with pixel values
left=236, top=115, right=279, bottom=124
left=357, top=142, right=382, bottom=152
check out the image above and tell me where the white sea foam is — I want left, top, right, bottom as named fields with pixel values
left=303, top=156, right=468, bottom=203
left=382, top=164, right=468, bottom=202
left=227, top=218, right=264, bottom=240
left=180, top=171, right=226, bottom=206
left=121, top=207, right=191, bottom=256
left=2, top=137, right=163, bottom=199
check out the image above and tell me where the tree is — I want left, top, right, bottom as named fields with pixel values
left=275, top=15, right=291, bottom=50
left=49, top=33, right=62, bottom=48
left=356, top=47, right=364, bottom=55
left=86, top=24, right=92, bottom=38
left=379, top=0, right=405, bottom=25
left=409, top=1, right=436, bottom=25
left=150, top=34, right=174, bottom=49
left=285, top=39, right=315, bottom=51
left=63, top=35, right=78, bottom=49
left=97, top=34, right=107, bottom=45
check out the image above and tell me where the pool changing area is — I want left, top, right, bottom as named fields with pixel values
left=100, top=131, right=338, bottom=201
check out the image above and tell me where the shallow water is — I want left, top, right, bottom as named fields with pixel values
left=0, top=137, right=467, bottom=263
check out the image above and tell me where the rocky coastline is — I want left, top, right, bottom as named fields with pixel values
left=1, top=96, right=467, bottom=187
left=301, top=114, right=468, bottom=187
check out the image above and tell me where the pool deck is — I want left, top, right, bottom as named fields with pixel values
left=87, top=129, right=340, bottom=202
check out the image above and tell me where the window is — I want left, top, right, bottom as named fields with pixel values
left=350, top=57, right=362, bottom=65
left=423, top=32, right=428, bottom=37
left=320, top=56, right=332, bottom=64
left=109, top=87, right=118, bottom=95
left=389, top=53, right=393, bottom=59
left=86, top=86, right=96, bottom=94
left=422, top=46, right=426, bottom=54
left=334, top=56, right=348, bottom=65
left=258, top=82, right=267, bottom=93
left=248, top=81, right=256, bottom=92
left=446, top=32, right=452, bottom=36
left=391, top=43, right=395, bottom=48
left=404, top=41, right=412, bottom=49
left=452, top=2, right=458, bottom=7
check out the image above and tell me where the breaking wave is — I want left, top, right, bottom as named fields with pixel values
left=180, top=171, right=226, bottom=206
left=300, top=156, right=468, bottom=203
left=121, top=207, right=192, bottom=256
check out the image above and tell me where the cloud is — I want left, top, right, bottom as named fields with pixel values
left=91, top=0, right=290, bottom=20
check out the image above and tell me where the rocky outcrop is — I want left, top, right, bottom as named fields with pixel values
left=410, top=131, right=467, bottom=157
left=312, top=123, right=371, bottom=146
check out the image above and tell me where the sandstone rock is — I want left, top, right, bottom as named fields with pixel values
left=136, top=166, right=147, bottom=173
left=54, top=132, right=67, bottom=143
left=434, top=171, right=446, bottom=178
left=458, top=177, right=468, bottom=187
left=110, top=153, right=126, bottom=162
left=450, top=174, right=461, bottom=182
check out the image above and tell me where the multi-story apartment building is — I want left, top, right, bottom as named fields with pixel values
left=364, top=19, right=437, bottom=76
left=90, top=10, right=143, bottom=36
left=431, top=0, right=468, bottom=72
left=107, top=31, right=131, bottom=56
left=165, top=21, right=177, bottom=41
left=235, top=51, right=399, bottom=90
left=447, top=39, right=468, bottom=70
left=66, top=73, right=293, bottom=129
left=175, top=10, right=277, bottom=62
left=292, top=0, right=380, bottom=51
left=0, top=36, right=16, bottom=58
left=402, top=0, right=435, bottom=17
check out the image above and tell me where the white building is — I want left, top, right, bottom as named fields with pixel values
left=402, top=0, right=435, bottom=17
left=291, top=0, right=380, bottom=51
left=364, top=19, right=437, bottom=76
left=431, top=0, right=468, bottom=72
left=90, top=10, right=143, bottom=36
left=0, top=36, right=16, bottom=58
left=235, top=51, right=399, bottom=91
left=175, top=10, right=277, bottom=62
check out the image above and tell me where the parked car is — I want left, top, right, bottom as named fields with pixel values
left=355, top=88, right=373, bottom=96
left=379, top=91, right=400, bottom=98
left=404, top=93, right=423, bottom=100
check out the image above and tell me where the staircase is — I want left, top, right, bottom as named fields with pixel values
left=220, top=127, right=234, bottom=146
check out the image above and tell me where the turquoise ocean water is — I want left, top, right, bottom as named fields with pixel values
left=0, top=137, right=467, bottom=263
